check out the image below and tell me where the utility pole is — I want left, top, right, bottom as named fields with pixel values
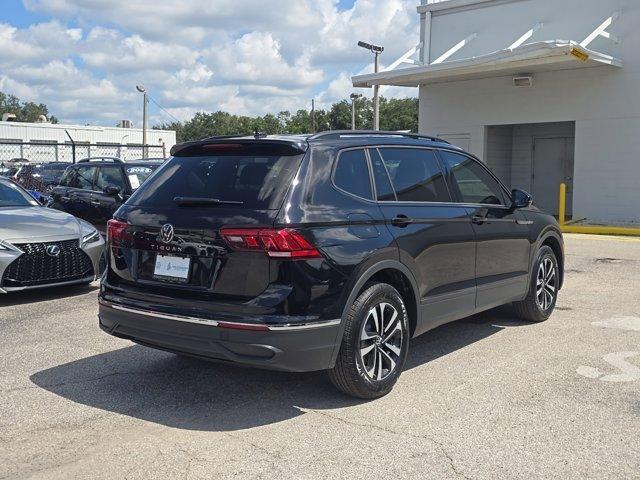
left=373, top=52, right=380, bottom=131
left=350, top=93, right=362, bottom=130
left=136, top=85, right=148, bottom=157
left=358, top=41, right=384, bottom=130
left=311, top=99, right=316, bottom=133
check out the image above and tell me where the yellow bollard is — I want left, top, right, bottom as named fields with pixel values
left=558, top=183, right=566, bottom=226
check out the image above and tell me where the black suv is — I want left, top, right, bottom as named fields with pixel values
left=99, top=132, right=563, bottom=398
left=49, top=157, right=162, bottom=232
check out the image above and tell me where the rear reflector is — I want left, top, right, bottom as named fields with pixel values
left=220, top=228, right=321, bottom=259
left=217, top=321, right=270, bottom=332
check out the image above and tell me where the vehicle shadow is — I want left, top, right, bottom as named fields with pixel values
left=30, top=306, right=530, bottom=432
left=0, top=283, right=99, bottom=307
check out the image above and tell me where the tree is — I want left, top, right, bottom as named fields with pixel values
left=0, top=91, right=58, bottom=123
left=153, top=95, right=419, bottom=143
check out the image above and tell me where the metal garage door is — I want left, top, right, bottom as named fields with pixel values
left=533, top=137, right=574, bottom=216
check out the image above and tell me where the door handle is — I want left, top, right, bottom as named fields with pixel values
left=471, top=215, right=486, bottom=225
left=391, top=214, right=413, bottom=227
left=90, top=200, right=101, bottom=206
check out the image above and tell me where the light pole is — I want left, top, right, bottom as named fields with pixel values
left=357, top=41, right=384, bottom=130
left=136, top=85, right=148, bottom=156
left=349, top=93, right=362, bottom=130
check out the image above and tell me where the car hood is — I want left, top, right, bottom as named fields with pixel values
left=0, top=206, right=84, bottom=243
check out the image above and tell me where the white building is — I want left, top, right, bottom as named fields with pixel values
left=353, top=0, right=639, bottom=224
left=0, top=121, right=176, bottom=162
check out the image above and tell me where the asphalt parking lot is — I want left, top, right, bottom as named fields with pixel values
left=1, top=233, right=639, bottom=479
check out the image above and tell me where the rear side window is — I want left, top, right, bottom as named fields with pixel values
left=333, top=149, right=372, bottom=200
left=129, top=154, right=303, bottom=209
left=369, top=149, right=396, bottom=201
left=378, top=148, right=450, bottom=202
left=125, top=165, right=157, bottom=190
left=439, top=151, right=506, bottom=205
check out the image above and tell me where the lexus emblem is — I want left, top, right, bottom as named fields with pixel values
left=46, top=245, right=61, bottom=257
left=160, top=224, right=174, bottom=243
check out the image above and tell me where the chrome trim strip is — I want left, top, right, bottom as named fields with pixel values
left=104, top=303, right=341, bottom=331
left=110, top=304, right=219, bottom=326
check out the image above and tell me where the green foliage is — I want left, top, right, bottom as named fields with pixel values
left=0, top=91, right=58, bottom=124
left=154, top=96, right=418, bottom=143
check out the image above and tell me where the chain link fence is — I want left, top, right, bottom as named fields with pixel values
left=0, top=141, right=167, bottom=195
left=0, top=141, right=166, bottom=164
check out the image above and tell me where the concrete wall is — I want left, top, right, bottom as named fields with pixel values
left=420, top=0, right=640, bottom=223
left=485, top=125, right=513, bottom=185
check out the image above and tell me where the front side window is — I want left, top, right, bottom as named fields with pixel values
left=378, top=148, right=450, bottom=202
left=58, top=167, right=75, bottom=187
left=333, top=149, right=372, bottom=200
left=439, top=151, right=506, bottom=205
left=68, top=166, right=97, bottom=190
left=96, top=166, right=126, bottom=191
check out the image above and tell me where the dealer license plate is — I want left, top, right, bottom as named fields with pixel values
left=153, top=255, right=190, bottom=281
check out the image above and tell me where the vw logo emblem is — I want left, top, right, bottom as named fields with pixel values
left=46, top=245, right=61, bottom=257
left=160, top=224, right=174, bottom=243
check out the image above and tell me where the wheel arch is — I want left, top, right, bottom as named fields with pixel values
left=332, top=259, right=422, bottom=369
left=537, top=229, right=564, bottom=289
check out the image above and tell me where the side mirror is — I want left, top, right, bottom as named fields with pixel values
left=511, top=189, right=533, bottom=208
left=103, top=185, right=121, bottom=196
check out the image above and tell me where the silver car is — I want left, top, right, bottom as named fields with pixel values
left=0, top=178, right=105, bottom=293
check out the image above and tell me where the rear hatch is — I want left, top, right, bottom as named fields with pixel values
left=106, top=140, right=307, bottom=301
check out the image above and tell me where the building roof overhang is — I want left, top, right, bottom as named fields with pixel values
left=352, top=41, right=622, bottom=88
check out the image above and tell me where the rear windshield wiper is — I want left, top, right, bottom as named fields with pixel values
left=173, top=197, right=244, bottom=207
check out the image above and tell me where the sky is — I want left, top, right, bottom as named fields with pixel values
left=0, top=0, right=420, bottom=127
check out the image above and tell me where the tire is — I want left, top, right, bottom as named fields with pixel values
left=329, top=283, right=410, bottom=399
left=513, top=245, right=559, bottom=322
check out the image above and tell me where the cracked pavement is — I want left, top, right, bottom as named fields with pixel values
left=1, top=233, right=639, bottom=479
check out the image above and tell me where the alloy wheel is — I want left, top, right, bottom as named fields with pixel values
left=536, top=257, right=556, bottom=311
left=359, top=302, right=403, bottom=381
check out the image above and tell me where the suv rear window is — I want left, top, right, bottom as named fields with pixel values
left=129, top=154, right=303, bottom=209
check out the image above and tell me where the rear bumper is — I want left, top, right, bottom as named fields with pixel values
left=98, top=301, right=342, bottom=372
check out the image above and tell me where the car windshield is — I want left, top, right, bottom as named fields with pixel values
left=0, top=181, right=39, bottom=207
left=128, top=154, right=303, bottom=209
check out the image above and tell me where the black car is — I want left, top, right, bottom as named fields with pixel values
left=14, top=162, right=72, bottom=192
left=99, top=131, right=564, bottom=398
left=49, top=157, right=162, bottom=232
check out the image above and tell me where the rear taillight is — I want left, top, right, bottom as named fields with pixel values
left=107, top=219, right=128, bottom=246
left=220, top=228, right=321, bottom=259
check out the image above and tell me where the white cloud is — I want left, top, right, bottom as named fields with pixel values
left=3, top=0, right=419, bottom=125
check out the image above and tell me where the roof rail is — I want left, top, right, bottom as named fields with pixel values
left=307, top=130, right=450, bottom=144
left=77, top=157, right=124, bottom=164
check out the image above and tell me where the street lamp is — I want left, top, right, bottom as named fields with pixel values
left=357, top=41, right=384, bottom=131
left=349, top=93, right=363, bottom=130
left=136, top=85, right=148, bottom=157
